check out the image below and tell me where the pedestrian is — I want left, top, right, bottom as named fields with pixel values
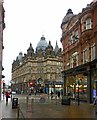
left=93, top=96, right=97, bottom=105
left=34, top=90, right=37, bottom=95
left=5, top=90, right=10, bottom=104
left=93, top=96, right=97, bottom=114
left=51, top=91, right=53, bottom=99
left=57, top=91, right=60, bottom=99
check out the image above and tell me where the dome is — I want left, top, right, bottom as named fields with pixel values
left=61, top=9, right=74, bottom=25
left=36, top=35, right=48, bottom=52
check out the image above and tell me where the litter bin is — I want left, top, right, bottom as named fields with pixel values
left=12, top=98, right=18, bottom=108
left=61, top=96, right=71, bottom=105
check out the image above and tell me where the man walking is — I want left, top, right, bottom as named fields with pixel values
left=57, top=91, right=60, bottom=99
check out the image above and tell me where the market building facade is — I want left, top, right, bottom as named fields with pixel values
left=12, top=36, right=63, bottom=94
left=60, top=0, right=97, bottom=103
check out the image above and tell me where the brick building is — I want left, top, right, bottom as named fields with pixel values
left=61, top=0, right=97, bottom=103
left=0, top=0, right=5, bottom=101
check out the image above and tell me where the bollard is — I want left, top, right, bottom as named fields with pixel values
left=32, top=98, right=34, bottom=112
left=55, top=95, right=57, bottom=105
left=26, top=96, right=29, bottom=105
left=17, top=104, right=19, bottom=119
left=26, top=96, right=29, bottom=111
left=95, top=105, right=97, bottom=115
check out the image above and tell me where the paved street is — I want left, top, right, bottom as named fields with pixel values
left=0, top=94, right=97, bottom=119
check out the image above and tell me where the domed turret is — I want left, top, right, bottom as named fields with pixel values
left=36, top=35, right=48, bottom=52
left=61, top=9, right=74, bottom=29
left=27, top=43, right=34, bottom=53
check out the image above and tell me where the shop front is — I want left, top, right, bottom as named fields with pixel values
left=63, top=59, right=97, bottom=103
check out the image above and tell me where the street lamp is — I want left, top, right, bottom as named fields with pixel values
left=62, top=72, right=66, bottom=96
left=77, top=81, right=80, bottom=105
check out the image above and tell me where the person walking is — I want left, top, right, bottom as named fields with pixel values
left=57, top=91, right=60, bottom=99
left=5, top=90, right=10, bottom=104
left=51, top=91, right=53, bottom=99
left=93, top=96, right=97, bottom=114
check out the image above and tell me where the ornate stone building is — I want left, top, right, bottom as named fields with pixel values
left=61, top=0, right=97, bottom=103
left=0, top=0, right=5, bottom=101
left=12, top=36, right=63, bottom=94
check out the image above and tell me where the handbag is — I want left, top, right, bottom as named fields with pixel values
left=8, top=95, right=10, bottom=98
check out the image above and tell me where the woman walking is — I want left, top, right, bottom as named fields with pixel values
left=5, top=90, right=10, bottom=104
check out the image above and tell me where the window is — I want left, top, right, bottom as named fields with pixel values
left=91, top=44, right=96, bottom=61
left=83, top=49, right=88, bottom=63
left=70, top=52, right=79, bottom=68
left=75, top=30, right=79, bottom=40
left=70, top=57, right=73, bottom=68
left=69, top=35, right=74, bottom=44
left=86, top=18, right=91, bottom=29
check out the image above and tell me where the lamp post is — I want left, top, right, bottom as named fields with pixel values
left=77, top=79, right=81, bottom=106
left=78, top=80, right=80, bottom=105
left=10, top=80, right=15, bottom=101
left=62, top=72, right=66, bottom=96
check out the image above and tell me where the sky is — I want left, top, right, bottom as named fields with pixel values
left=3, top=0, right=93, bottom=85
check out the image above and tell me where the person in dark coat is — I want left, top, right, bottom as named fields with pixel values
left=57, top=91, right=60, bottom=99
left=51, top=91, right=54, bottom=99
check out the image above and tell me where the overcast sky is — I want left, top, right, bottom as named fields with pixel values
left=3, top=0, right=93, bottom=84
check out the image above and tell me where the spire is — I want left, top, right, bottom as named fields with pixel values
left=46, top=40, right=53, bottom=50
left=54, top=41, right=59, bottom=54
left=56, top=41, right=58, bottom=46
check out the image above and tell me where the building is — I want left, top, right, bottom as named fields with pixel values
left=60, top=0, right=97, bottom=103
left=12, top=35, right=63, bottom=94
left=0, top=0, right=5, bottom=101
